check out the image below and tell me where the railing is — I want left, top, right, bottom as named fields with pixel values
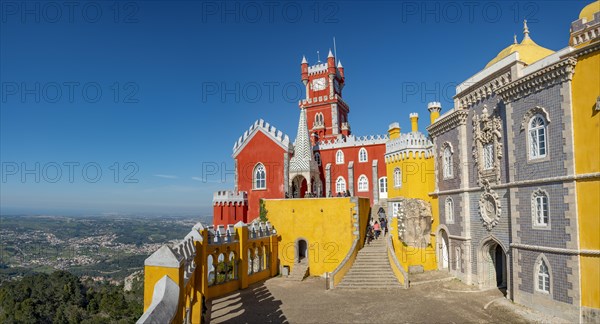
left=138, top=221, right=279, bottom=324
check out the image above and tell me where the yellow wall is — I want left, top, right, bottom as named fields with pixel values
left=385, top=154, right=438, bottom=272
left=572, top=48, right=600, bottom=311
left=264, top=197, right=370, bottom=277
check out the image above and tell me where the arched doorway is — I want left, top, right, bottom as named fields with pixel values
left=291, top=175, right=307, bottom=198
left=438, top=230, right=449, bottom=270
left=296, top=239, right=308, bottom=263
left=479, top=239, right=507, bottom=292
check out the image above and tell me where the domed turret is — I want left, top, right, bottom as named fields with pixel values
left=579, top=0, right=599, bottom=22
left=484, top=20, right=554, bottom=69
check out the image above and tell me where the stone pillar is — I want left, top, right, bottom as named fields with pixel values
left=331, top=103, right=339, bottom=135
left=283, top=152, right=289, bottom=196
left=372, top=159, right=379, bottom=204
left=235, top=223, right=249, bottom=289
left=325, top=163, right=332, bottom=196
left=269, top=234, right=279, bottom=277
left=348, top=161, right=354, bottom=195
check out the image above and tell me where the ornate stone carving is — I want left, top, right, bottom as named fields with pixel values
left=478, top=180, right=501, bottom=231
left=472, top=105, right=503, bottom=185
left=395, top=198, right=433, bottom=247
left=496, top=57, right=577, bottom=103
left=520, top=106, right=551, bottom=131
left=427, top=110, right=469, bottom=137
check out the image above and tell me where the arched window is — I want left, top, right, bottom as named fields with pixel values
left=358, top=148, right=368, bottom=162
left=483, top=143, right=494, bottom=170
left=379, top=177, right=387, bottom=194
left=529, top=115, right=547, bottom=159
left=314, top=152, right=321, bottom=166
left=532, top=189, right=549, bottom=227
left=314, top=112, right=324, bottom=126
left=393, top=167, right=402, bottom=188
left=336, top=150, right=344, bottom=164
left=537, top=259, right=550, bottom=293
left=253, top=163, right=266, bottom=189
left=357, top=175, right=369, bottom=192
left=336, top=176, right=346, bottom=194
left=443, top=145, right=453, bottom=178
left=445, top=197, right=454, bottom=223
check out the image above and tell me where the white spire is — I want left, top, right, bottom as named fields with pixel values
left=337, top=60, right=343, bottom=68
left=328, top=49, right=334, bottom=58
left=289, top=108, right=315, bottom=172
left=301, top=55, right=307, bottom=64
left=523, top=19, right=530, bottom=40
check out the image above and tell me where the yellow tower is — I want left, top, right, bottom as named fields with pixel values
left=385, top=111, right=438, bottom=273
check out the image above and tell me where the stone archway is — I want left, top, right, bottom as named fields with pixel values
left=291, top=175, right=307, bottom=198
left=438, top=229, right=449, bottom=270
left=479, top=238, right=507, bottom=291
left=296, top=239, right=308, bottom=263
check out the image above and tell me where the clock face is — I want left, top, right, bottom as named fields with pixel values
left=312, top=78, right=327, bottom=91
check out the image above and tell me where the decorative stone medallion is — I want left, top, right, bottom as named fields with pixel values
left=478, top=180, right=501, bottom=231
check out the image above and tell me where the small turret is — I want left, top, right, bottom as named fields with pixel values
left=337, top=60, right=345, bottom=79
left=410, top=113, right=419, bottom=132
left=327, top=49, right=336, bottom=75
left=427, top=102, right=442, bottom=124
left=388, top=122, right=401, bottom=140
left=301, top=55, right=308, bottom=83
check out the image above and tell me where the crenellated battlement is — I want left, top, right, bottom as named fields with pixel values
left=232, top=119, right=292, bottom=157
left=385, top=131, right=433, bottom=162
left=307, top=63, right=328, bottom=75
left=298, top=93, right=349, bottom=110
left=212, top=190, right=247, bottom=206
left=314, top=134, right=388, bottom=150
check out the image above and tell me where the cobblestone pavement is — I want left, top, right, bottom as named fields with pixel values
left=207, top=276, right=545, bottom=323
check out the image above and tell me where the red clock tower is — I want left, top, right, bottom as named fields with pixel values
left=300, top=50, right=350, bottom=144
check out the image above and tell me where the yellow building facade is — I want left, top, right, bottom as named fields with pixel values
left=384, top=112, right=438, bottom=273
left=570, top=0, right=600, bottom=318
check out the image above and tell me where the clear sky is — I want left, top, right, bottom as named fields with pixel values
left=0, top=0, right=588, bottom=216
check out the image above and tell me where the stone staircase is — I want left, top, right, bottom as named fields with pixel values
left=336, top=236, right=402, bottom=289
left=287, top=259, right=309, bottom=282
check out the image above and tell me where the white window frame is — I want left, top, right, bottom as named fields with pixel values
left=529, top=115, right=548, bottom=160
left=393, top=167, right=402, bottom=188
left=483, top=143, right=494, bottom=170
left=391, top=202, right=401, bottom=217
left=253, top=163, right=266, bottom=190
left=378, top=177, right=387, bottom=194
left=536, top=259, right=550, bottom=294
left=335, top=176, right=346, bottom=194
left=358, top=147, right=368, bottom=163
left=336, top=150, right=344, bottom=164
left=357, top=175, right=369, bottom=192
left=314, top=152, right=321, bottom=166
left=445, top=197, right=454, bottom=223
left=532, top=189, right=549, bottom=227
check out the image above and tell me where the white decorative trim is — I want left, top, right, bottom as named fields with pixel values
left=385, top=131, right=433, bottom=163
left=315, top=134, right=388, bottom=150
left=213, top=190, right=248, bottom=205
left=520, top=106, right=551, bottom=131
left=233, top=119, right=292, bottom=157
left=531, top=188, right=550, bottom=229
left=430, top=172, right=600, bottom=196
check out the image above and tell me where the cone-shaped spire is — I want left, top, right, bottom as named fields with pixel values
left=301, top=55, right=307, bottom=64
left=337, top=60, right=343, bottom=68
left=289, top=108, right=314, bottom=172
left=328, top=49, right=334, bottom=58
left=523, top=19, right=530, bottom=40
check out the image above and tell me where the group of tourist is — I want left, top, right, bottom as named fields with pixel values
left=366, top=216, right=388, bottom=244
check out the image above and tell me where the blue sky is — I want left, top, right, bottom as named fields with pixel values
left=0, top=0, right=588, bottom=216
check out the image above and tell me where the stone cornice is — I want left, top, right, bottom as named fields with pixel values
left=496, top=57, right=577, bottom=103
left=564, top=41, right=600, bottom=59
left=427, top=110, right=469, bottom=138
left=455, top=67, right=513, bottom=109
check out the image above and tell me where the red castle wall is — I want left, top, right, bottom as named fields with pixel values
left=235, top=131, right=287, bottom=221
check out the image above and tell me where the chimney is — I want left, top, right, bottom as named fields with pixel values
left=427, top=102, right=442, bottom=124
left=410, top=113, right=419, bottom=132
left=388, top=122, right=401, bottom=139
